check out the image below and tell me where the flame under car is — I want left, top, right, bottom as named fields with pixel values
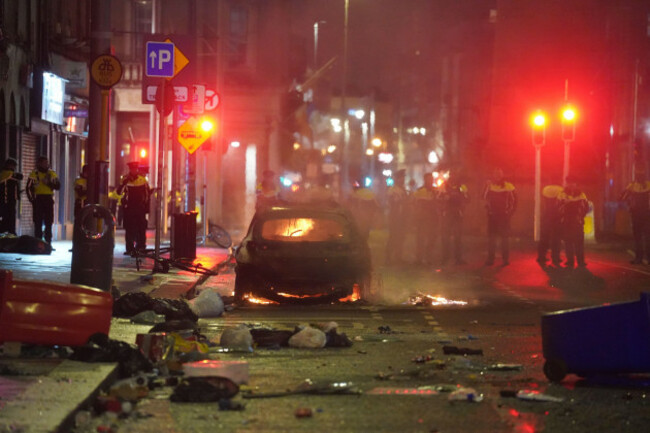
left=234, top=204, right=371, bottom=304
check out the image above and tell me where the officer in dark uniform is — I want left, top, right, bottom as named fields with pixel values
left=440, top=172, right=469, bottom=265
left=537, top=184, right=564, bottom=266
left=412, top=172, right=439, bottom=265
left=620, top=168, right=650, bottom=264
left=347, top=178, right=378, bottom=241
left=559, top=176, right=590, bottom=268
left=0, top=158, right=22, bottom=234
left=26, top=156, right=60, bottom=244
left=385, top=169, right=408, bottom=265
left=483, top=168, right=517, bottom=266
left=118, top=161, right=151, bottom=255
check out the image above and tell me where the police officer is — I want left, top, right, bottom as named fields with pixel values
left=483, top=168, right=517, bottom=266
left=0, top=158, right=22, bottom=234
left=118, top=161, right=151, bottom=255
left=537, top=184, right=564, bottom=267
left=412, top=172, right=439, bottom=265
left=620, top=168, right=650, bottom=264
left=440, top=172, right=469, bottom=265
left=559, top=176, right=590, bottom=268
left=385, top=169, right=408, bottom=265
left=347, top=178, right=378, bottom=241
left=26, top=156, right=60, bottom=245
left=73, top=165, right=88, bottom=219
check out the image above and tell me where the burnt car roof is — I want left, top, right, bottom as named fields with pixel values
left=253, top=202, right=352, bottom=219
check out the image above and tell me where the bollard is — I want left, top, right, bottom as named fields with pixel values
left=70, top=204, right=115, bottom=291
left=171, top=211, right=197, bottom=260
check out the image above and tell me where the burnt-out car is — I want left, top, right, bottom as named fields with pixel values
left=234, top=203, right=371, bottom=304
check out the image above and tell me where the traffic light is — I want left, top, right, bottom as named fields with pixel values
left=199, top=116, right=216, bottom=133
left=561, top=105, right=577, bottom=141
left=530, top=111, right=547, bottom=147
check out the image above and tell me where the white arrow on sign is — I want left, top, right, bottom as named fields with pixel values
left=149, top=49, right=172, bottom=70
left=204, top=88, right=220, bottom=111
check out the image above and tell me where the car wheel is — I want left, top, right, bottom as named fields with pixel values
left=543, top=358, right=568, bottom=382
left=234, top=271, right=263, bottom=302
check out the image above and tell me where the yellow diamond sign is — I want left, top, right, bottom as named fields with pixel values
left=178, top=117, right=209, bottom=154
left=165, top=38, right=189, bottom=80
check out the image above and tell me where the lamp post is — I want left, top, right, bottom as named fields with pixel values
left=340, top=0, right=350, bottom=199
left=313, top=20, right=326, bottom=68
left=561, top=105, right=577, bottom=185
left=531, top=111, right=547, bottom=242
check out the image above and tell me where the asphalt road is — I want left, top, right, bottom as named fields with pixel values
left=71, top=236, right=650, bottom=433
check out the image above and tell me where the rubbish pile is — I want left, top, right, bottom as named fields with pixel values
left=68, top=291, right=356, bottom=430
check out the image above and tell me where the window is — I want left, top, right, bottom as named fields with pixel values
left=228, top=6, right=248, bottom=67
left=133, top=0, right=152, bottom=58
left=261, top=218, right=347, bottom=242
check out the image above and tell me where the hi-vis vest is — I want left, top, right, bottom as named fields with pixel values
left=484, top=181, right=516, bottom=215
left=621, top=180, right=650, bottom=213
left=74, top=177, right=87, bottom=201
left=27, top=169, right=59, bottom=198
left=118, top=174, right=150, bottom=210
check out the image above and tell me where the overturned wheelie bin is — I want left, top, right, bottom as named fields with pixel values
left=0, top=269, right=113, bottom=347
left=541, top=292, right=650, bottom=382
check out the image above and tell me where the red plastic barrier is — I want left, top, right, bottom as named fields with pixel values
left=0, top=269, right=113, bottom=347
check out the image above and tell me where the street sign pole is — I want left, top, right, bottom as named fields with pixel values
left=154, top=78, right=165, bottom=273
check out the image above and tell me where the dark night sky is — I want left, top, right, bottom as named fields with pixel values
left=288, top=0, right=441, bottom=101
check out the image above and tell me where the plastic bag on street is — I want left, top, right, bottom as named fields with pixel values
left=288, top=326, right=326, bottom=349
left=220, top=325, right=254, bottom=352
left=170, top=376, right=240, bottom=402
left=188, top=289, right=224, bottom=318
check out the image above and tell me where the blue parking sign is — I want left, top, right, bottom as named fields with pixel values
left=146, top=41, right=175, bottom=77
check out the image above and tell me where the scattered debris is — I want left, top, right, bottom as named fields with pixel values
left=442, top=345, right=483, bottom=356
left=129, top=310, right=166, bottom=325
left=220, top=325, right=254, bottom=352
left=112, top=292, right=198, bottom=322
left=488, top=363, right=523, bottom=371
left=516, top=390, right=564, bottom=402
left=294, top=407, right=313, bottom=418
left=448, top=387, right=484, bottom=402
left=406, top=293, right=468, bottom=307
left=170, top=377, right=240, bottom=402
left=250, top=328, right=294, bottom=348
left=70, top=334, right=152, bottom=378
left=288, top=326, right=327, bottom=349
left=243, top=380, right=360, bottom=399
left=183, top=360, right=249, bottom=385
left=188, top=289, right=225, bottom=318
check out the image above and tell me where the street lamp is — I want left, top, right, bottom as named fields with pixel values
left=531, top=111, right=547, bottom=242
left=561, top=105, right=577, bottom=185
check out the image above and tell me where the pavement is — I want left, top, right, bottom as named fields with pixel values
left=0, top=229, right=232, bottom=433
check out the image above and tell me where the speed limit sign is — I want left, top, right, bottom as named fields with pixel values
left=204, top=88, right=220, bottom=111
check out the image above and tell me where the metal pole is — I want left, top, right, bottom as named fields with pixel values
left=534, top=145, right=541, bottom=242
left=563, top=141, right=570, bottom=186
left=88, top=0, right=111, bottom=204
left=154, top=79, right=165, bottom=272
left=340, top=0, right=349, bottom=199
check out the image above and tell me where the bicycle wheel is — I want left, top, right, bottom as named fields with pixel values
left=209, top=224, right=232, bottom=248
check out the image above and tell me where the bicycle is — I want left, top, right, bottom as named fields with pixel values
left=198, top=222, right=232, bottom=249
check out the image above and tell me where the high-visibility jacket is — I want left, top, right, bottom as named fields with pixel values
left=620, top=180, right=650, bottom=214
left=118, top=174, right=150, bottom=211
left=483, top=181, right=516, bottom=216
left=26, top=169, right=60, bottom=201
left=74, top=176, right=87, bottom=202
left=0, top=170, right=20, bottom=204
left=559, top=188, right=589, bottom=227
